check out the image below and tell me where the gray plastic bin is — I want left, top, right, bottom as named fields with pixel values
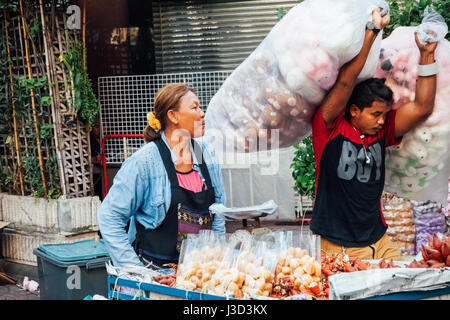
left=33, top=240, right=110, bottom=300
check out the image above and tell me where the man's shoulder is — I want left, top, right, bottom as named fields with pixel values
left=312, top=105, right=347, bottom=134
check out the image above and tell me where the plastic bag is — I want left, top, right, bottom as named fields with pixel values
left=375, top=20, right=450, bottom=204
left=413, top=201, right=446, bottom=255
left=382, top=193, right=416, bottom=255
left=237, top=240, right=276, bottom=298
left=204, top=0, right=388, bottom=153
left=175, top=230, right=322, bottom=299
left=209, top=200, right=278, bottom=219
left=416, top=6, right=448, bottom=45
left=207, top=236, right=246, bottom=297
left=271, top=230, right=321, bottom=296
left=175, top=232, right=228, bottom=292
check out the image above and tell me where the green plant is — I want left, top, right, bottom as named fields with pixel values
left=60, top=41, right=100, bottom=129
left=0, top=166, right=14, bottom=192
left=21, top=152, right=61, bottom=199
left=29, top=17, right=40, bottom=39
left=385, top=0, right=450, bottom=40
left=21, top=155, right=43, bottom=197
left=3, top=60, right=61, bottom=199
left=0, top=5, right=63, bottom=199
left=0, top=24, right=9, bottom=135
left=291, top=135, right=316, bottom=199
left=277, top=0, right=302, bottom=20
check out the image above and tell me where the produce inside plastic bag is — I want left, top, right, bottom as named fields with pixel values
left=176, top=232, right=228, bottom=292
left=271, top=231, right=321, bottom=297
left=206, top=236, right=247, bottom=297
left=205, top=0, right=388, bottom=153
left=175, top=229, right=322, bottom=299
left=382, top=193, right=415, bottom=256
left=412, top=200, right=446, bottom=255
left=375, top=9, right=450, bottom=204
left=237, top=240, right=277, bottom=298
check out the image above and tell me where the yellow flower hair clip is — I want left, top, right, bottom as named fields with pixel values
left=147, top=112, right=161, bottom=130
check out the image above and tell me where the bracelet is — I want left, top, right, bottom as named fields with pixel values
left=366, top=21, right=380, bottom=35
left=418, top=61, right=438, bottom=77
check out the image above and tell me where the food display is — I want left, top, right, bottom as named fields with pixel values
left=412, top=200, right=446, bottom=255
left=174, top=230, right=321, bottom=299
left=152, top=274, right=176, bottom=287
left=139, top=228, right=450, bottom=300
left=411, top=233, right=450, bottom=268
left=382, top=192, right=416, bottom=256
left=318, top=253, right=405, bottom=299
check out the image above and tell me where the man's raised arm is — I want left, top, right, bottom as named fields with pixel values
left=321, top=10, right=390, bottom=128
left=394, top=34, right=438, bottom=138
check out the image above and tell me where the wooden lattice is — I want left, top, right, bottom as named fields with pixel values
left=43, top=12, right=93, bottom=198
left=1, top=7, right=56, bottom=197
left=0, top=1, right=93, bottom=199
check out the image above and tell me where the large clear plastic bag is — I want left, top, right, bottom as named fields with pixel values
left=375, top=12, right=450, bottom=205
left=205, top=0, right=388, bottom=153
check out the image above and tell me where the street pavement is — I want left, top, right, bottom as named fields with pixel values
left=0, top=258, right=40, bottom=300
left=0, top=283, right=40, bottom=300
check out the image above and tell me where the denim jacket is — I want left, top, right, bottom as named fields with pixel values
left=97, top=132, right=226, bottom=267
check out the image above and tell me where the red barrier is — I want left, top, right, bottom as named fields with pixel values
left=101, top=134, right=144, bottom=196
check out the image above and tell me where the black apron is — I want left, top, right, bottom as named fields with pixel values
left=134, top=138, right=215, bottom=267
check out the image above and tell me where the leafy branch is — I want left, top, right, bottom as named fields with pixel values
left=291, top=135, right=316, bottom=199
left=59, top=41, right=100, bottom=129
left=385, top=0, right=450, bottom=40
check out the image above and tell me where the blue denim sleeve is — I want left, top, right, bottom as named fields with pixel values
left=202, top=141, right=227, bottom=234
left=211, top=171, right=226, bottom=234
left=97, top=156, right=146, bottom=267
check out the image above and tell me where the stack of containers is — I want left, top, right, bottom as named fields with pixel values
left=382, top=193, right=416, bottom=256
left=412, top=199, right=446, bottom=255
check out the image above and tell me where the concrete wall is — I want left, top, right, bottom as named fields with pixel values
left=0, top=193, right=101, bottom=266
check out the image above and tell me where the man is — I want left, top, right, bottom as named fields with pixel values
left=310, top=10, right=438, bottom=260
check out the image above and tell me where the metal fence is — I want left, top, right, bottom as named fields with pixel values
left=98, top=71, right=231, bottom=164
left=97, top=71, right=310, bottom=218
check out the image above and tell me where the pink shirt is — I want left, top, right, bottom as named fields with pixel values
left=176, top=169, right=205, bottom=193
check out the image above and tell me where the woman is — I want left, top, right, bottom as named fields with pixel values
left=97, top=83, right=226, bottom=268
